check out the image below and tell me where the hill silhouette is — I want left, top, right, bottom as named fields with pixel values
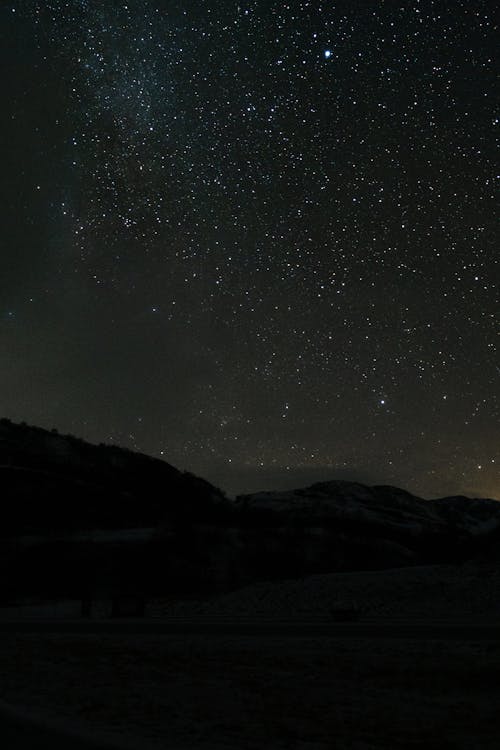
left=0, top=418, right=229, bottom=533
left=1, top=418, right=499, bottom=605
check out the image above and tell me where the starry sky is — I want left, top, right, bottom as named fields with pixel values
left=1, top=1, right=498, bottom=499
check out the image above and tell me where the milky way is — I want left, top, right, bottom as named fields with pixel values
left=2, top=1, right=498, bottom=497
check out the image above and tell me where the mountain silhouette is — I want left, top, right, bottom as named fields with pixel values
left=1, top=418, right=499, bottom=604
left=0, top=418, right=229, bottom=534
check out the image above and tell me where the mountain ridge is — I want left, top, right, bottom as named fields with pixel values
left=236, top=478, right=500, bottom=534
left=0, top=418, right=499, bottom=602
left=0, top=417, right=229, bottom=533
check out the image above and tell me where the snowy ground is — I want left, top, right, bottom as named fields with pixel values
left=4, top=561, right=500, bottom=622
left=1, top=631, right=500, bottom=749
left=2, top=564, right=500, bottom=747
left=149, top=561, right=500, bottom=620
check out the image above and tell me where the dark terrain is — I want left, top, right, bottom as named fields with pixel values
left=1, top=418, right=499, bottom=607
left=1, top=419, right=500, bottom=749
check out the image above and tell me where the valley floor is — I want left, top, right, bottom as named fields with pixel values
left=0, top=630, right=499, bottom=749
left=2, top=563, right=500, bottom=748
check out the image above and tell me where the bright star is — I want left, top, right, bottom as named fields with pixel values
left=324, top=50, right=332, bottom=59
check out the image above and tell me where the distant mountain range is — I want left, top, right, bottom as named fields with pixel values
left=236, top=480, right=500, bottom=538
left=234, top=480, right=500, bottom=576
left=0, top=419, right=499, bottom=602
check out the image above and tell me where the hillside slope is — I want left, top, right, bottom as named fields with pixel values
left=0, top=419, right=229, bottom=533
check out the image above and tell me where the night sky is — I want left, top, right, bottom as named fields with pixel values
left=1, top=1, right=498, bottom=498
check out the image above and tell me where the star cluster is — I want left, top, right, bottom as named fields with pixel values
left=2, top=1, right=498, bottom=498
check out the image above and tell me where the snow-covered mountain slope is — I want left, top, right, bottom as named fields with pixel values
left=235, top=480, right=500, bottom=538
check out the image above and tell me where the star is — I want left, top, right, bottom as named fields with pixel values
left=1, top=0, right=496, bottom=499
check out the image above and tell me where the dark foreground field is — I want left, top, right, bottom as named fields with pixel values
left=0, top=628, right=499, bottom=749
